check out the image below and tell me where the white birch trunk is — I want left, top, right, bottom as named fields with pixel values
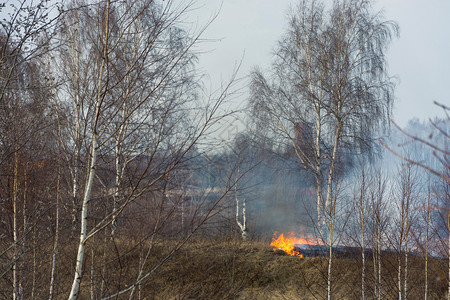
left=20, top=164, right=27, bottom=299
left=235, top=196, right=247, bottom=240
left=111, top=136, right=122, bottom=237
left=235, top=165, right=247, bottom=240
left=315, top=174, right=323, bottom=234
left=404, top=251, right=408, bottom=299
left=68, top=136, right=98, bottom=300
left=326, top=123, right=341, bottom=300
left=49, top=151, right=60, bottom=300
left=68, top=1, right=110, bottom=297
left=373, top=183, right=382, bottom=300
left=314, top=117, right=323, bottom=232
left=70, top=14, right=81, bottom=235
left=327, top=223, right=334, bottom=300
left=72, top=121, right=80, bottom=234
left=242, top=198, right=247, bottom=239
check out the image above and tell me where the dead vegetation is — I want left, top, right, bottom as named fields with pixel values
left=47, top=237, right=445, bottom=299
left=1, top=232, right=448, bottom=299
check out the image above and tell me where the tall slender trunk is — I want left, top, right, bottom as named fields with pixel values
left=235, top=164, right=247, bottom=240
left=111, top=136, right=122, bottom=237
left=424, top=185, right=430, bottom=300
left=68, top=1, right=110, bottom=298
left=100, top=228, right=107, bottom=299
left=377, top=191, right=382, bottom=300
left=372, top=223, right=377, bottom=299
left=20, top=164, right=27, bottom=299
left=372, top=185, right=382, bottom=300
left=90, top=249, right=95, bottom=299
left=71, top=14, right=81, bottom=235
left=314, top=118, right=322, bottom=233
left=112, top=66, right=134, bottom=237
left=404, top=251, right=408, bottom=299
left=235, top=196, right=247, bottom=240
left=12, top=152, right=19, bottom=300
left=398, top=233, right=403, bottom=300
left=72, top=122, right=80, bottom=235
left=404, top=214, right=409, bottom=300
left=326, top=123, right=341, bottom=300
left=359, top=166, right=366, bottom=300
left=324, top=125, right=341, bottom=218
left=448, top=212, right=450, bottom=300
left=398, top=167, right=411, bottom=300
left=112, top=98, right=127, bottom=238
left=181, top=195, right=185, bottom=233
left=72, top=164, right=79, bottom=232
left=404, top=169, right=411, bottom=300
left=31, top=220, right=36, bottom=300
left=327, top=215, right=334, bottom=300
left=361, top=241, right=365, bottom=300
left=68, top=136, right=98, bottom=300
left=315, top=173, right=323, bottom=234
left=49, top=149, right=60, bottom=300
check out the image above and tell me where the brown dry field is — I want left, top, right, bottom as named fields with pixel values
left=98, top=238, right=447, bottom=299
left=3, top=237, right=448, bottom=299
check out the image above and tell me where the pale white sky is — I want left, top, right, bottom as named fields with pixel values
left=190, top=0, right=450, bottom=128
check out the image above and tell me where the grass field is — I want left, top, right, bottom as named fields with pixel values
left=127, top=238, right=447, bottom=299
left=2, top=236, right=448, bottom=299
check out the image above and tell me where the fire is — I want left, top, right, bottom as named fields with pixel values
left=270, top=231, right=322, bottom=257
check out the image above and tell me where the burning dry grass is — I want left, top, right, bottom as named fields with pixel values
left=133, top=237, right=447, bottom=299
left=4, top=236, right=446, bottom=299
left=270, top=231, right=322, bottom=257
left=148, top=241, right=446, bottom=299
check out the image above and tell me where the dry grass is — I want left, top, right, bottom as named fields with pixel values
left=132, top=238, right=447, bottom=299
left=1, top=236, right=447, bottom=299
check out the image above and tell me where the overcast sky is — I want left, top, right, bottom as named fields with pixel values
left=190, top=0, right=450, bottom=129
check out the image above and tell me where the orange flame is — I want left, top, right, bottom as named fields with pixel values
left=270, top=231, right=322, bottom=257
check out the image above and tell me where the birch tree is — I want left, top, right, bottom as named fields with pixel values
left=370, top=169, right=387, bottom=300
left=249, top=0, right=397, bottom=298
left=53, top=1, right=95, bottom=234
left=0, top=0, right=59, bottom=166
left=49, top=0, right=239, bottom=298
left=381, top=102, right=450, bottom=299
left=250, top=0, right=396, bottom=231
left=354, top=160, right=368, bottom=300
left=105, top=3, right=199, bottom=238
left=231, top=134, right=253, bottom=240
left=0, top=2, right=58, bottom=297
left=393, top=162, right=417, bottom=300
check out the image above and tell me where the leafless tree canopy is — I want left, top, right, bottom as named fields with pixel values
left=250, top=0, right=398, bottom=162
